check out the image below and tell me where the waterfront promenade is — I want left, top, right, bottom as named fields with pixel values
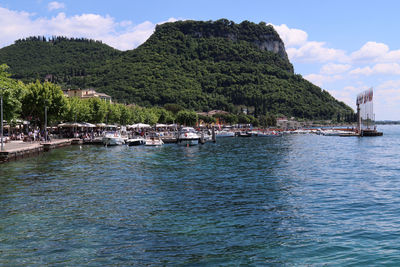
left=0, top=139, right=71, bottom=163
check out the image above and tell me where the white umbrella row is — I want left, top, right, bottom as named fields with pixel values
left=58, top=122, right=97, bottom=128
left=127, top=123, right=178, bottom=129
left=127, top=123, right=151, bottom=129
left=58, top=122, right=178, bottom=129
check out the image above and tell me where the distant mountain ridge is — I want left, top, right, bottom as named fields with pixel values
left=0, top=19, right=354, bottom=120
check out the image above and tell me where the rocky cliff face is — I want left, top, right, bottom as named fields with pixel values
left=155, top=19, right=290, bottom=67
left=253, top=38, right=288, bottom=60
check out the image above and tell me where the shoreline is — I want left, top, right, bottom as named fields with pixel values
left=0, top=139, right=71, bottom=163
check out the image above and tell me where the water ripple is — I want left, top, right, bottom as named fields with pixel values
left=1, top=125, right=400, bottom=265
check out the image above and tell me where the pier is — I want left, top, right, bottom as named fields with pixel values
left=0, top=139, right=71, bottom=163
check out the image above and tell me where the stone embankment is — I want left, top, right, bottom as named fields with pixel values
left=0, top=139, right=71, bottom=163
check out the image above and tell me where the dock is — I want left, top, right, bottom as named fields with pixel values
left=0, top=139, right=71, bottom=163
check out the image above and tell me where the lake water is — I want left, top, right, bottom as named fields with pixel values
left=1, top=125, right=400, bottom=265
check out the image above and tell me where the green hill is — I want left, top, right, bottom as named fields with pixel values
left=0, top=36, right=121, bottom=85
left=0, top=19, right=354, bottom=120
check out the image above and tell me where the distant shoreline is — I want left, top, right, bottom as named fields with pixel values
left=375, top=121, right=400, bottom=125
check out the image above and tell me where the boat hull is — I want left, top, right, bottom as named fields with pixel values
left=215, top=132, right=235, bottom=138
left=145, top=139, right=163, bottom=146
left=178, top=138, right=199, bottom=146
left=102, top=137, right=125, bottom=146
left=126, top=139, right=145, bottom=146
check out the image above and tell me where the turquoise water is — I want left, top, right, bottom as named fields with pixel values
left=1, top=125, right=400, bottom=265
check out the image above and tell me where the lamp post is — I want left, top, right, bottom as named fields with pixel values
left=44, top=105, right=47, bottom=143
left=1, top=87, right=3, bottom=151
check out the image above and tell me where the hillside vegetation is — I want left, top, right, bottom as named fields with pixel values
left=0, top=19, right=354, bottom=121
left=0, top=36, right=121, bottom=85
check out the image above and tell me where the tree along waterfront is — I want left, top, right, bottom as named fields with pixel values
left=0, top=63, right=282, bottom=133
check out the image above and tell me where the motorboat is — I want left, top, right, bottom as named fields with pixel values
left=215, top=128, right=235, bottom=137
left=102, top=131, right=125, bottom=146
left=126, top=136, right=145, bottom=146
left=159, top=132, right=178, bottom=144
left=257, top=131, right=282, bottom=137
left=291, top=129, right=313, bottom=134
left=145, top=134, right=164, bottom=146
left=321, top=129, right=349, bottom=136
left=238, top=131, right=252, bottom=137
left=199, top=131, right=213, bottom=142
left=178, top=127, right=200, bottom=146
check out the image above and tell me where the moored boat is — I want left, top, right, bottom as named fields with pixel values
left=178, top=127, right=200, bottom=146
left=145, top=136, right=164, bottom=146
left=215, top=128, right=235, bottom=137
left=257, top=130, right=282, bottom=137
left=321, top=129, right=349, bottom=136
left=238, top=131, right=252, bottom=137
left=126, top=137, right=145, bottom=146
left=102, top=131, right=125, bottom=146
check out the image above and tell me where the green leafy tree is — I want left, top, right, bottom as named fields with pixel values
left=164, top=103, right=184, bottom=114
left=198, top=114, right=216, bottom=124
left=0, top=64, right=26, bottom=122
left=129, top=105, right=144, bottom=123
left=259, top=113, right=277, bottom=127
left=105, top=102, right=121, bottom=124
left=237, top=114, right=250, bottom=124
left=87, top=97, right=107, bottom=123
left=118, top=104, right=131, bottom=125
left=63, top=97, right=92, bottom=122
left=176, top=110, right=198, bottom=126
left=22, top=80, right=67, bottom=128
left=142, top=109, right=158, bottom=125
left=154, top=107, right=175, bottom=124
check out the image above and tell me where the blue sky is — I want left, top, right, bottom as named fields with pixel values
left=1, top=0, right=400, bottom=119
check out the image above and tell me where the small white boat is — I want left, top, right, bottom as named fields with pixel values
left=199, top=131, right=213, bottom=142
left=178, top=127, right=199, bottom=146
left=216, top=128, right=235, bottom=137
left=257, top=131, right=282, bottom=137
left=145, top=136, right=164, bottom=146
left=292, top=129, right=312, bottom=134
left=321, top=129, right=349, bottom=136
left=102, top=131, right=125, bottom=146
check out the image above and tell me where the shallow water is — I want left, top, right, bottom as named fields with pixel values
left=1, top=125, right=399, bottom=265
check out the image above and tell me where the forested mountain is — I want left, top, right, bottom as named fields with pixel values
left=0, top=36, right=121, bottom=85
left=0, top=19, right=354, bottom=120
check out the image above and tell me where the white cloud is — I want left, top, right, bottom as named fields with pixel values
left=377, top=79, right=400, bottom=90
left=304, top=73, right=342, bottom=87
left=351, top=41, right=389, bottom=62
left=271, top=24, right=347, bottom=63
left=328, top=89, right=353, bottom=108
left=271, top=24, right=307, bottom=47
left=287, top=41, right=347, bottom=63
left=0, top=5, right=178, bottom=50
left=320, top=63, right=351, bottom=75
left=101, top=21, right=156, bottom=51
left=342, top=85, right=363, bottom=93
left=383, top=49, right=400, bottom=62
left=48, top=1, right=65, bottom=11
left=350, top=63, right=400, bottom=76
left=263, top=24, right=400, bottom=119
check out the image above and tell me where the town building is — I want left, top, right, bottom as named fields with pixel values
left=63, top=88, right=112, bottom=102
left=276, top=117, right=301, bottom=129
